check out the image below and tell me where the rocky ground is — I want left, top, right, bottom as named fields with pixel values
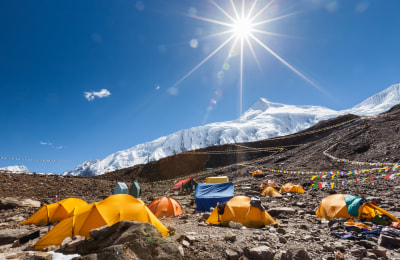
left=1, top=107, right=400, bottom=259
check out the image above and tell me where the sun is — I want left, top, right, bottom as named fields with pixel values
left=232, top=18, right=253, bottom=38
left=170, top=0, right=320, bottom=116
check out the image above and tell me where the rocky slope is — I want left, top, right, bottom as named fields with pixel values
left=1, top=104, right=400, bottom=259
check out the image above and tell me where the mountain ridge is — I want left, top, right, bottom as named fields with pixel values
left=62, top=83, right=400, bottom=177
left=5, top=84, right=399, bottom=177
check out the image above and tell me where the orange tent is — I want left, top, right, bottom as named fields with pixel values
left=251, top=170, right=265, bottom=177
left=33, top=194, right=169, bottom=250
left=259, top=180, right=278, bottom=189
left=21, top=198, right=87, bottom=226
left=148, top=197, right=183, bottom=218
left=260, top=187, right=282, bottom=197
left=279, top=183, right=306, bottom=193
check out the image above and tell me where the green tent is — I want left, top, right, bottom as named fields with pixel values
left=129, top=181, right=141, bottom=198
left=113, top=182, right=128, bottom=195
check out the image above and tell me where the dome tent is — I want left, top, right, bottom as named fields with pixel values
left=279, top=183, right=306, bottom=193
left=34, top=194, right=169, bottom=250
left=316, top=194, right=400, bottom=224
left=206, top=196, right=279, bottom=228
left=172, top=177, right=197, bottom=191
left=148, top=197, right=183, bottom=218
left=129, top=181, right=141, bottom=198
left=113, top=182, right=128, bottom=194
left=251, top=170, right=265, bottom=177
left=20, top=198, right=87, bottom=226
left=260, top=187, right=282, bottom=197
left=259, top=180, right=278, bottom=189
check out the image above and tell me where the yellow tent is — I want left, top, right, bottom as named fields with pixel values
left=260, top=187, right=282, bottom=197
left=205, top=176, right=229, bottom=184
left=279, top=183, right=306, bottom=193
left=34, top=194, right=169, bottom=250
left=21, top=198, right=87, bottom=226
left=316, top=194, right=400, bottom=223
left=206, top=196, right=279, bottom=228
left=251, top=170, right=265, bottom=176
left=259, top=180, right=278, bottom=189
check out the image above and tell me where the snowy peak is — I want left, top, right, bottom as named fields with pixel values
left=349, top=83, right=400, bottom=116
left=249, top=98, right=284, bottom=111
left=0, top=165, right=29, bottom=173
left=61, top=83, right=400, bottom=177
left=243, top=98, right=337, bottom=122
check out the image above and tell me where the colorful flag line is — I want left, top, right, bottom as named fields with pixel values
left=323, top=145, right=399, bottom=167
left=312, top=172, right=400, bottom=189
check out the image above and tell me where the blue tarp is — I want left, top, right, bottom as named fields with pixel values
left=194, top=182, right=234, bottom=212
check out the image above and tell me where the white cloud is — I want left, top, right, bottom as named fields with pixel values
left=84, top=89, right=111, bottom=101
left=40, top=141, right=62, bottom=149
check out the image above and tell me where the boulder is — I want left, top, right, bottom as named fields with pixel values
left=0, top=228, right=33, bottom=246
left=248, top=246, right=275, bottom=260
left=59, top=221, right=182, bottom=260
left=33, top=252, right=52, bottom=260
left=225, top=249, right=239, bottom=260
left=367, top=248, right=387, bottom=258
left=267, top=207, right=296, bottom=217
left=0, top=197, right=40, bottom=209
left=280, top=248, right=311, bottom=260
left=378, top=234, right=400, bottom=248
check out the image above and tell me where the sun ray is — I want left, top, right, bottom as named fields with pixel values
left=249, top=33, right=323, bottom=91
left=246, top=0, right=259, bottom=20
left=170, top=34, right=236, bottom=89
left=228, top=36, right=240, bottom=58
left=251, top=28, right=300, bottom=39
left=210, top=0, right=236, bottom=23
left=249, top=0, right=274, bottom=23
left=239, top=35, right=244, bottom=119
left=230, top=0, right=241, bottom=20
left=252, top=12, right=299, bottom=27
left=195, top=30, right=235, bottom=41
left=189, top=14, right=233, bottom=27
left=241, top=0, right=245, bottom=19
left=245, top=36, right=263, bottom=73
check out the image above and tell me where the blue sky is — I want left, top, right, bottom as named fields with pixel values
left=1, top=0, right=399, bottom=174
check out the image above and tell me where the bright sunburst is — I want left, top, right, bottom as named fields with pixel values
left=170, top=0, right=320, bottom=117
left=232, top=18, right=253, bottom=38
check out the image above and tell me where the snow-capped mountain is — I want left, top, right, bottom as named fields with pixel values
left=63, top=83, right=400, bottom=177
left=346, top=83, right=400, bottom=116
left=0, top=165, right=29, bottom=173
